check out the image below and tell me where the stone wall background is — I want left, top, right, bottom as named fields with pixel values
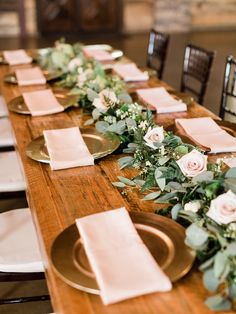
left=0, top=0, right=235, bottom=37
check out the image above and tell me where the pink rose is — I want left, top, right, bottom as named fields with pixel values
left=92, top=89, right=118, bottom=112
left=144, top=126, right=164, bottom=149
left=207, top=190, right=236, bottom=225
left=177, top=149, right=207, bottom=177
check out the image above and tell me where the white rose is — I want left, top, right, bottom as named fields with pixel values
left=68, top=57, right=83, bottom=71
left=144, top=126, right=164, bottom=150
left=207, top=190, right=236, bottom=225
left=184, top=201, right=201, bottom=213
left=92, top=89, right=117, bottom=112
left=177, top=149, right=207, bottom=177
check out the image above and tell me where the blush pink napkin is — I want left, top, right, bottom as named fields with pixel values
left=43, top=127, right=94, bottom=170
left=136, top=87, right=187, bottom=113
left=76, top=207, right=172, bottom=305
left=22, top=89, right=64, bottom=116
left=3, top=49, right=32, bottom=65
left=113, top=63, right=149, bottom=82
left=15, top=67, right=46, bottom=86
left=176, top=117, right=236, bottom=153
left=83, top=47, right=114, bottom=61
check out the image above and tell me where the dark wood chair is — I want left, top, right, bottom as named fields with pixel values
left=219, top=56, right=236, bottom=121
left=146, top=29, right=170, bottom=80
left=180, top=44, right=215, bottom=105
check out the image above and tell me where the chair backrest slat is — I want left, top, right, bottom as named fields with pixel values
left=180, top=44, right=215, bottom=105
left=147, top=29, right=170, bottom=80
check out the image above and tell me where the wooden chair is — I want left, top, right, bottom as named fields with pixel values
left=180, top=44, right=215, bottom=105
left=146, top=29, right=170, bottom=79
left=219, top=55, right=236, bottom=121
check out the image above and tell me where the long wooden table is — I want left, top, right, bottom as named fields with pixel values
left=0, top=63, right=233, bottom=314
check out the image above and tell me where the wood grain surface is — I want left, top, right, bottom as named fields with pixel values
left=0, top=63, right=232, bottom=314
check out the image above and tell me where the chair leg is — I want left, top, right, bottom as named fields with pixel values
left=0, top=294, right=50, bottom=305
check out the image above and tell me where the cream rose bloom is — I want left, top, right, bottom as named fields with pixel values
left=92, top=90, right=118, bottom=112
left=177, top=149, right=207, bottom=177
left=144, top=126, right=164, bottom=150
left=207, top=190, right=236, bottom=225
left=184, top=200, right=201, bottom=213
left=68, top=57, right=83, bottom=71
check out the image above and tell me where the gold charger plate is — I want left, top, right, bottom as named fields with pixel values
left=26, top=127, right=120, bottom=163
left=51, top=211, right=195, bottom=294
left=167, top=120, right=236, bottom=153
left=3, top=69, right=63, bottom=85
left=8, top=92, right=79, bottom=115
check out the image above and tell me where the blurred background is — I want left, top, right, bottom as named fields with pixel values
left=0, top=0, right=236, bottom=113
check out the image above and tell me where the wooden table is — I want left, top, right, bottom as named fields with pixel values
left=0, top=64, right=232, bottom=314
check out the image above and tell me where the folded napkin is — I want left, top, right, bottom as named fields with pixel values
left=0, top=95, right=8, bottom=117
left=83, top=47, right=114, bottom=61
left=137, top=87, right=187, bottom=113
left=43, top=127, right=94, bottom=170
left=222, top=157, right=236, bottom=168
left=76, top=207, right=172, bottom=305
left=0, top=208, right=44, bottom=273
left=0, top=151, right=26, bottom=192
left=22, top=89, right=64, bottom=116
left=0, top=118, right=15, bottom=147
left=176, top=117, right=236, bottom=153
left=15, top=67, right=46, bottom=86
left=3, top=49, right=32, bottom=66
left=113, top=63, right=149, bottom=82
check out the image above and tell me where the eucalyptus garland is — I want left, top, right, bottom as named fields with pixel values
left=39, top=40, right=236, bottom=311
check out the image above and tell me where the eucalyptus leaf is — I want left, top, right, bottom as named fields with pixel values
left=205, top=295, right=232, bottom=311
left=171, top=203, right=183, bottom=220
left=192, top=171, right=214, bottom=184
left=185, top=223, right=209, bottom=249
left=92, top=108, right=101, bottom=120
left=117, top=176, right=136, bottom=186
left=224, top=242, right=236, bottom=256
left=175, top=145, right=188, bottom=155
left=117, top=92, right=132, bottom=103
left=203, top=268, right=220, bottom=292
left=225, top=167, right=236, bottom=178
left=229, top=284, right=236, bottom=298
left=158, top=156, right=170, bottom=165
left=87, top=88, right=99, bottom=102
left=156, top=178, right=166, bottom=191
left=133, top=179, right=145, bottom=187
left=95, top=121, right=109, bottom=133
left=143, top=191, right=161, bottom=200
left=112, top=182, right=126, bottom=188
left=154, top=169, right=163, bottom=180
left=214, top=252, right=227, bottom=278
left=199, top=256, right=215, bottom=271
left=84, top=118, right=94, bottom=126
left=118, top=156, right=134, bottom=169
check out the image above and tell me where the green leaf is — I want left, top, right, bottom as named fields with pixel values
left=214, top=252, right=227, bottom=278
left=203, top=268, right=220, bottom=292
left=87, top=88, right=99, bottom=102
left=154, top=169, right=163, bottom=180
left=229, top=284, right=236, bottom=298
left=84, top=118, right=94, bottom=126
left=205, top=295, right=232, bottom=311
left=175, top=145, right=188, bottom=155
left=158, top=156, right=170, bottom=165
left=199, top=256, right=215, bottom=271
left=185, top=224, right=209, bottom=249
left=171, top=203, right=183, bottom=220
left=117, top=176, right=136, bottom=186
left=95, top=121, right=109, bottom=133
left=225, top=167, right=236, bottom=178
left=225, top=242, right=236, bottom=256
left=118, top=156, right=134, bottom=169
left=156, top=178, right=166, bottom=191
left=112, top=182, right=126, bottom=188
left=143, top=191, right=161, bottom=201
left=192, top=171, right=214, bottom=184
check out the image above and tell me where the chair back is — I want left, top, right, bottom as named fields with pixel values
left=147, top=29, right=170, bottom=79
left=180, top=44, right=215, bottom=105
left=220, top=56, right=236, bottom=121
